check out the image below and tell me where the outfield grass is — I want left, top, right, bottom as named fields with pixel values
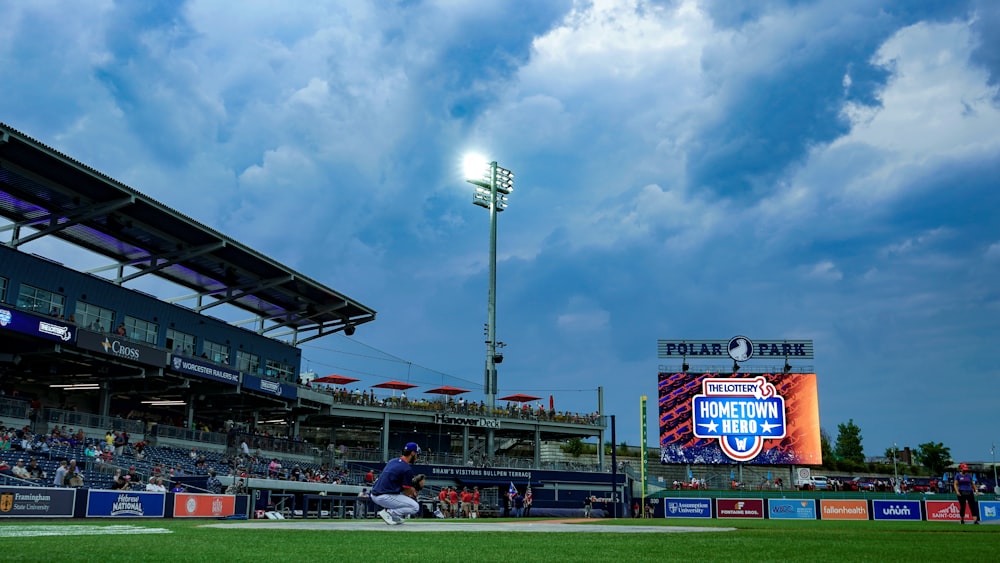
left=2, top=518, right=998, bottom=562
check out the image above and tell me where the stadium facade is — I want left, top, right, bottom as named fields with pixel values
left=0, top=123, right=621, bottom=516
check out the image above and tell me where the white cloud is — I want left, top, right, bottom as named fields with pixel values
left=986, top=241, right=1000, bottom=260
left=805, top=260, right=843, bottom=281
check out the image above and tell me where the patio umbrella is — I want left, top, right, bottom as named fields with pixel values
left=499, top=393, right=541, bottom=403
left=425, top=386, right=470, bottom=396
left=312, top=374, right=360, bottom=385
left=371, top=380, right=418, bottom=391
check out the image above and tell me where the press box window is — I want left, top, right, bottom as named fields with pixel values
left=124, top=315, right=158, bottom=345
left=166, top=329, right=196, bottom=356
left=265, top=359, right=294, bottom=381
left=17, top=284, right=66, bottom=317
left=236, top=350, right=260, bottom=375
left=76, top=301, right=115, bottom=333
left=204, top=340, right=229, bottom=364
left=0, top=276, right=8, bottom=303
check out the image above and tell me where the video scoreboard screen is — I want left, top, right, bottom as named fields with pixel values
left=659, top=372, right=821, bottom=465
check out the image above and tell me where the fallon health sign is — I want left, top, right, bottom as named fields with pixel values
left=662, top=498, right=712, bottom=519
left=820, top=499, right=869, bottom=520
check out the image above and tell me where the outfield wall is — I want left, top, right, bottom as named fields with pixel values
left=0, top=486, right=246, bottom=519
left=654, top=496, right=999, bottom=522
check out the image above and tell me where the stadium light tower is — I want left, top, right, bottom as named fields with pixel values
left=464, top=154, right=514, bottom=412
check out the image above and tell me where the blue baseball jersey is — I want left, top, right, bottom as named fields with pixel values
left=371, top=457, right=413, bottom=495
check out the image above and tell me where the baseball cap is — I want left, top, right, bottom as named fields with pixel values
left=404, top=442, right=421, bottom=454
left=959, top=462, right=969, bottom=471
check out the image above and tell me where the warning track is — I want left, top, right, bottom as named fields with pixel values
left=204, top=519, right=735, bottom=534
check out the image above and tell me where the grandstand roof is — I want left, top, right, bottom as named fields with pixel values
left=0, top=123, right=375, bottom=345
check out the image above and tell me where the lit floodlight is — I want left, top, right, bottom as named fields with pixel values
left=463, top=153, right=490, bottom=183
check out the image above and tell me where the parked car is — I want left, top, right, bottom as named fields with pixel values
left=852, top=477, right=876, bottom=492
left=811, top=475, right=829, bottom=490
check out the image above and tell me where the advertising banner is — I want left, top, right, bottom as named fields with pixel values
left=0, top=486, right=76, bottom=518
left=820, top=499, right=869, bottom=520
left=926, top=500, right=965, bottom=522
left=169, top=355, right=240, bottom=386
left=716, top=498, right=764, bottom=519
left=659, top=372, right=821, bottom=464
left=173, top=493, right=236, bottom=518
left=76, top=330, right=168, bottom=367
left=242, top=374, right=297, bottom=400
left=768, top=498, right=817, bottom=520
left=662, top=498, right=712, bottom=519
left=85, top=490, right=166, bottom=517
left=872, top=500, right=921, bottom=521
left=979, top=501, right=1000, bottom=523
left=0, top=307, right=75, bottom=343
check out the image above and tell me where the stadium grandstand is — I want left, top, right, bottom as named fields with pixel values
left=0, top=123, right=618, bottom=517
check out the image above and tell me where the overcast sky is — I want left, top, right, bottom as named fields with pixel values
left=2, top=0, right=998, bottom=463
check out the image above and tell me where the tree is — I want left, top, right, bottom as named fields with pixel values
left=834, top=419, right=865, bottom=464
left=820, top=428, right=835, bottom=466
left=914, top=442, right=951, bottom=475
left=565, top=437, right=584, bottom=457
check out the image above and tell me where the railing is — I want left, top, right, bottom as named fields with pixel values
left=0, top=397, right=31, bottom=419
left=234, top=433, right=316, bottom=457
left=320, top=389, right=604, bottom=426
left=149, top=424, right=227, bottom=446
left=43, top=408, right=144, bottom=435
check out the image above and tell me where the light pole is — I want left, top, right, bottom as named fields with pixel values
left=992, top=443, right=998, bottom=495
left=892, top=442, right=899, bottom=493
left=465, top=155, right=514, bottom=413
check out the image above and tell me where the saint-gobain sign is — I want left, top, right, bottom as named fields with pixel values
left=657, top=338, right=814, bottom=359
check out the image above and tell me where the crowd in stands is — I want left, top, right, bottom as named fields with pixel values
left=316, top=386, right=602, bottom=425
left=0, top=420, right=366, bottom=494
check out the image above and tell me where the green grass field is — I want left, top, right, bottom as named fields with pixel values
left=2, top=518, right=998, bottom=562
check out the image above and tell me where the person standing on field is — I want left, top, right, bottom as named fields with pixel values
left=954, top=463, right=980, bottom=524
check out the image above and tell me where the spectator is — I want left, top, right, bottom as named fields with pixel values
left=206, top=470, right=222, bottom=494
left=26, top=458, right=45, bottom=480
left=226, top=478, right=248, bottom=495
left=53, top=460, right=69, bottom=486
left=11, top=458, right=30, bottom=480
left=115, top=323, right=126, bottom=336
left=66, top=460, right=84, bottom=487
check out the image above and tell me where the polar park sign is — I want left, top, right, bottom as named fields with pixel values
left=658, top=337, right=821, bottom=465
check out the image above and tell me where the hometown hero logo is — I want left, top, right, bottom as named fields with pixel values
left=691, top=376, right=786, bottom=462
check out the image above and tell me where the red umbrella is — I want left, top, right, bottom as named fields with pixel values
left=425, top=385, right=470, bottom=396
left=312, top=374, right=360, bottom=385
left=549, top=395, right=554, bottom=410
left=371, top=380, right=418, bottom=391
left=499, top=393, right=541, bottom=403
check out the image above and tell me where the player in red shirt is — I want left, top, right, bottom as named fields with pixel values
left=448, top=487, right=459, bottom=518
left=438, top=487, right=450, bottom=517
left=460, top=488, right=474, bottom=518
left=472, top=487, right=480, bottom=518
